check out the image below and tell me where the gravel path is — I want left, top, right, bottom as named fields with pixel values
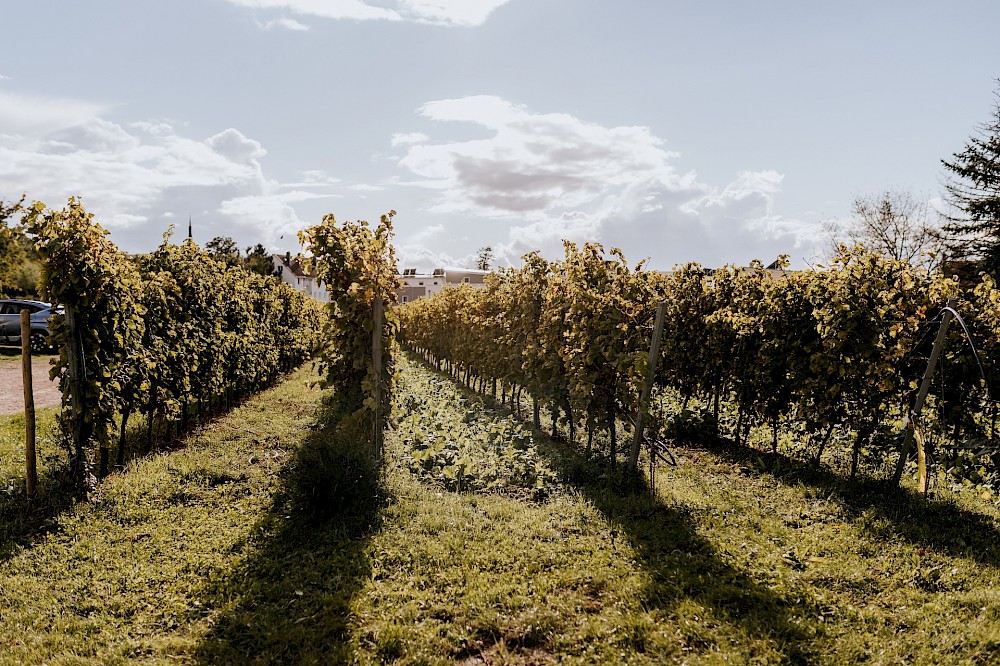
left=0, top=355, right=62, bottom=415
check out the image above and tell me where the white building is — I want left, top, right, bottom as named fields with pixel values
left=396, top=268, right=489, bottom=304
left=272, top=253, right=330, bottom=303
left=269, top=256, right=489, bottom=304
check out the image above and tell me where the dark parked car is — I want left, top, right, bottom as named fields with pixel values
left=0, top=299, right=61, bottom=353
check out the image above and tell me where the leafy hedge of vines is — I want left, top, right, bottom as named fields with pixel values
left=298, top=211, right=399, bottom=450
left=25, top=198, right=326, bottom=483
left=399, top=242, right=1000, bottom=487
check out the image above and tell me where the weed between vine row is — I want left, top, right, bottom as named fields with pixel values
left=394, top=368, right=558, bottom=498
left=4, top=355, right=1000, bottom=663
left=355, top=353, right=1000, bottom=664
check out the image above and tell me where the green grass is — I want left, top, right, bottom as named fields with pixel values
left=0, top=406, right=72, bottom=557
left=348, top=355, right=1000, bottom=664
left=0, top=367, right=346, bottom=664
left=2, top=355, right=1000, bottom=664
left=0, top=347, right=23, bottom=362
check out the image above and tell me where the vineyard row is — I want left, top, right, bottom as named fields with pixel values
left=399, top=243, right=1000, bottom=488
left=26, top=199, right=328, bottom=484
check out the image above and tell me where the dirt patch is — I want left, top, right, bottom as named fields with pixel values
left=0, top=355, right=61, bottom=415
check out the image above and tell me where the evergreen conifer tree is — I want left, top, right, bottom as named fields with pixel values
left=942, top=83, right=1000, bottom=275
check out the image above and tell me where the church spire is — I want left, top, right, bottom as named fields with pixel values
left=188, top=215, right=192, bottom=240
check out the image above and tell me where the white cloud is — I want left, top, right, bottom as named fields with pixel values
left=109, top=213, right=149, bottom=229
left=129, top=120, right=176, bottom=137
left=228, top=0, right=512, bottom=27
left=390, top=132, right=429, bottom=147
left=40, top=118, right=141, bottom=155
left=399, top=0, right=510, bottom=27
left=301, top=169, right=334, bottom=182
left=206, top=128, right=267, bottom=163
left=0, top=90, right=107, bottom=136
left=275, top=170, right=342, bottom=188
left=0, top=90, right=341, bottom=251
left=397, top=95, right=695, bottom=224
left=399, top=95, right=690, bottom=222
left=257, top=16, right=310, bottom=30
left=230, top=0, right=396, bottom=22
left=393, top=96, right=820, bottom=268
left=219, top=190, right=339, bottom=242
left=406, top=222, right=444, bottom=244
left=394, top=244, right=476, bottom=272
left=347, top=183, right=386, bottom=193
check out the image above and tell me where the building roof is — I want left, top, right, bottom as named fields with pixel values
left=273, top=253, right=317, bottom=278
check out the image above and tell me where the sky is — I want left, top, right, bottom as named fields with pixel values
left=1, top=0, right=998, bottom=271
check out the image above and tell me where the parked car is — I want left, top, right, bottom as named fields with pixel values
left=0, top=299, right=61, bottom=353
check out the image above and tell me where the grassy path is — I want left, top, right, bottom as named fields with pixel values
left=352, top=354, right=1000, bottom=664
left=2, top=355, right=1000, bottom=663
left=354, top=357, right=812, bottom=664
left=0, top=366, right=342, bottom=664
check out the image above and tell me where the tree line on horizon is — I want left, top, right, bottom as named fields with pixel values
left=0, top=213, right=283, bottom=299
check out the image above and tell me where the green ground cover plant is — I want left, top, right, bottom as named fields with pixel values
left=1, top=405, right=70, bottom=556
left=2, top=354, right=1000, bottom=664
left=395, top=369, right=557, bottom=496
left=0, top=366, right=354, bottom=664
left=347, top=355, right=1000, bottom=664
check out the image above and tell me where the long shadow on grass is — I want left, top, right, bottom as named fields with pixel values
left=0, top=398, right=274, bottom=565
left=693, top=437, right=1000, bottom=568
left=2, top=355, right=81, bottom=561
left=0, top=464, right=80, bottom=563
left=416, top=360, right=820, bottom=663
left=539, top=441, right=820, bottom=662
left=193, top=405, right=383, bottom=664
left=0, top=407, right=82, bottom=563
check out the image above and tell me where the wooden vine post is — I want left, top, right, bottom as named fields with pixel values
left=64, top=304, right=90, bottom=483
left=21, top=310, right=37, bottom=498
left=372, top=295, right=384, bottom=462
left=891, top=297, right=958, bottom=486
left=628, top=301, right=668, bottom=471
left=914, top=420, right=929, bottom=496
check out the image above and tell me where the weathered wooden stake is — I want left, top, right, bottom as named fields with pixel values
left=64, top=304, right=89, bottom=483
left=915, top=420, right=928, bottom=496
left=628, top=301, right=668, bottom=471
left=372, top=296, right=384, bottom=462
left=892, top=298, right=957, bottom=485
left=21, top=310, right=37, bottom=498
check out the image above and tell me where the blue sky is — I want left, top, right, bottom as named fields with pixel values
left=1, top=1, right=998, bottom=270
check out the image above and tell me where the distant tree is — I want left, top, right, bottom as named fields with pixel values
left=243, top=243, right=280, bottom=277
left=0, top=197, right=23, bottom=221
left=205, top=236, right=241, bottom=266
left=941, top=83, right=1000, bottom=276
left=13, top=261, right=41, bottom=296
left=476, top=246, right=494, bottom=271
left=0, top=197, right=26, bottom=296
left=839, top=190, right=943, bottom=271
left=17, top=225, right=39, bottom=262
